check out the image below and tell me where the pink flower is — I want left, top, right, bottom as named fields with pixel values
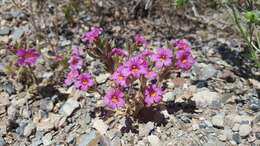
left=111, top=48, right=128, bottom=57
left=103, top=89, right=125, bottom=110
left=111, top=66, right=130, bottom=87
left=140, top=49, right=154, bottom=57
left=144, top=85, right=163, bottom=106
left=68, top=55, right=83, bottom=70
left=172, top=39, right=191, bottom=50
left=16, top=48, right=40, bottom=66
left=151, top=48, right=173, bottom=69
left=144, top=70, right=157, bottom=80
left=81, top=27, right=103, bottom=43
left=75, top=73, right=94, bottom=91
left=134, top=34, right=147, bottom=46
left=176, top=50, right=195, bottom=70
left=126, top=57, right=148, bottom=78
left=64, top=70, right=79, bottom=86
left=72, top=47, right=84, bottom=56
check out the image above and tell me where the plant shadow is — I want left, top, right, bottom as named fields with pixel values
left=216, top=45, right=259, bottom=80
left=91, top=99, right=197, bottom=134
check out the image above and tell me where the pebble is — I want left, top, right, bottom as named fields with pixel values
left=95, top=73, right=110, bottom=84
left=93, top=119, right=108, bottom=135
left=111, top=136, right=121, bottom=146
left=147, top=135, right=161, bottom=146
left=139, top=122, right=154, bottom=137
left=0, top=27, right=10, bottom=36
left=23, top=122, right=36, bottom=137
left=0, top=136, right=6, bottom=146
left=232, top=123, right=240, bottom=132
left=239, top=124, right=252, bottom=137
left=212, top=113, right=225, bottom=128
left=78, top=131, right=101, bottom=146
left=0, top=92, right=10, bottom=106
left=11, top=28, right=24, bottom=41
left=42, top=133, right=53, bottom=146
left=59, top=99, right=80, bottom=117
left=193, top=63, right=217, bottom=80
left=192, top=88, right=221, bottom=108
left=162, top=91, right=175, bottom=102
left=249, top=96, right=260, bottom=112
left=256, top=132, right=260, bottom=140
left=232, top=133, right=241, bottom=144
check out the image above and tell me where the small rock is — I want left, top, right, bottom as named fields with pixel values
left=212, top=113, right=225, bottom=128
left=85, top=113, right=91, bottom=124
left=111, top=136, right=121, bottom=146
left=96, top=73, right=110, bottom=84
left=0, top=27, right=10, bottom=36
left=232, top=133, right=241, bottom=144
left=60, top=99, right=80, bottom=117
left=249, top=96, right=260, bottom=112
left=0, top=92, right=9, bottom=106
left=232, top=123, right=240, bottom=132
left=162, top=91, right=175, bottom=102
left=139, top=122, right=154, bottom=137
left=256, top=132, right=260, bottom=140
left=147, top=135, right=161, bottom=146
left=2, top=82, right=16, bottom=95
left=193, top=63, right=217, bottom=80
left=78, top=131, right=101, bottom=146
left=11, top=28, right=24, bottom=41
left=249, top=79, right=260, bottom=89
left=0, top=136, right=6, bottom=146
left=23, top=122, right=36, bottom=137
left=239, top=124, right=252, bottom=137
left=42, top=133, right=53, bottom=146
left=192, top=88, right=221, bottom=108
left=218, top=134, right=227, bottom=141
left=93, top=119, right=108, bottom=135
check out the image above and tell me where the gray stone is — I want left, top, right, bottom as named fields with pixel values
left=249, top=96, right=260, bottom=112
left=223, top=128, right=233, bottom=140
left=212, top=113, right=225, bottom=128
left=93, top=119, right=108, bottom=135
left=193, top=63, right=217, bottom=80
left=192, top=88, right=221, bottom=108
left=60, top=99, right=80, bottom=116
left=147, top=135, right=161, bottom=146
left=85, top=113, right=91, bottom=124
left=0, top=136, right=6, bottom=146
left=11, top=28, right=24, bottom=41
left=111, top=136, right=121, bottom=146
left=96, top=73, right=110, bottom=84
left=162, top=91, right=175, bottom=102
left=78, top=131, right=100, bottom=146
left=239, top=124, right=252, bottom=137
left=23, top=122, right=36, bottom=137
left=256, top=132, right=260, bottom=140
left=0, top=27, right=10, bottom=36
left=139, top=122, right=154, bottom=137
left=42, top=133, right=53, bottom=146
left=232, top=133, right=241, bottom=144
left=203, top=140, right=226, bottom=146
left=232, top=123, right=240, bottom=132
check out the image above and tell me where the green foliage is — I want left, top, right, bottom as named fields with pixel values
left=176, top=0, right=189, bottom=8
left=226, top=2, right=260, bottom=67
left=62, top=0, right=81, bottom=24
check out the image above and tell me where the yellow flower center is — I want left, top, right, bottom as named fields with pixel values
left=132, top=65, right=139, bottom=73
left=111, top=96, right=119, bottom=103
left=118, top=75, right=124, bottom=81
left=150, top=91, right=157, bottom=97
left=82, top=79, right=88, bottom=85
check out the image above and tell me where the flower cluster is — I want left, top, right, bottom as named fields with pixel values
left=64, top=30, right=195, bottom=113
left=81, top=27, right=103, bottom=44
left=173, top=39, right=195, bottom=70
left=65, top=48, right=94, bottom=91
left=16, top=48, right=40, bottom=66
